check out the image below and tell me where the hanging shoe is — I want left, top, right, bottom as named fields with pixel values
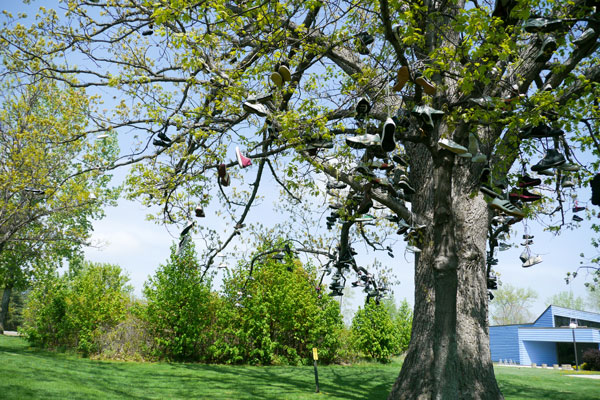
left=346, top=134, right=381, bottom=149
left=270, top=70, right=284, bottom=88
left=523, top=18, right=565, bottom=33
left=522, top=255, right=543, bottom=268
left=180, top=220, right=195, bottom=237
left=573, top=205, right=586, bottom=213
left=415, top=74, right=436, bottom=95
left=412, top=105, right=444, bottom=128
left=469, top=96, right=495, bottom=110
left=531, top=149, right=566, bottom=171
left=235, top=146, right=252, bottom=168
left=535, top=36, right=558, bottom=63
left=381, top=118, right=396, bottom=152
left=558, top=162, right=581, bottom=172
left=392, top=153, right=409, bottom=167
left=572, top=214, right=584, bottom=222
left=519, top=249, right=530, bottom=263
left=518, top=174, right=541, bottom=188
left=592, top=173, right=600, bottom=206
left=489, top=198, right=525, bottom=218
left=573, top=28, right=596, bottom=45
left=499, top=242, right=511, bottom=251
left=397, top=176, right=416, bottom=195
left=392, top=66, right=410, bottom=92
left=523, top=234, right=534, bottom=239
left=326, top=179, right=347, bottom=190
left=158, top=132, right=172, bottom=143
left=521, top=239, right=534, bottom=246
left=355, top=31, right=374, bottom=55
left=153, top=139, right=170, bottom=147
left=510, top=189, right=542, bottom=203
left=537, top=168, right=555, bottom=176
left=218, top=164, right=231, bottom=187
left=278, top=63, right=292, bottom=82
left=243, top=101, right=270, bottom=117
left=142, top=24, right=154, bottom=36
left=193, top=206, right=205, bottom=218
left=520, top=124, right=564, bottom=139
left=438, top=138, right=468, bottom=154
left=561, top=175, right=575, bottom=188
left=355, top=97, right=372, bottom=120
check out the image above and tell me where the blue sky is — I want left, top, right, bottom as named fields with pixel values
left=6, top=1, right=599, bottom=322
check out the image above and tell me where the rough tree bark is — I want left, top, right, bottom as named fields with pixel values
left=388, top=146, right=500, bottom=399
left=0, top=284, right=12, bottom=334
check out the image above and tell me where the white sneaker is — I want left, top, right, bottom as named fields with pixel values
left=522, top=255, right=542, bottom=268
left=438, top=138, right=468, bottom=154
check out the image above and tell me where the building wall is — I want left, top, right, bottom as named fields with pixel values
left=489, top=325, right=524, bottom=363
left=490, top=307, right=600, bottom=365
left=520, top=341, right=557, bottom=365
left=532, top=306, right=554, bottom=327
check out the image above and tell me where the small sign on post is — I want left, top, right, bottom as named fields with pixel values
left=312, top=347, right=320, bottom=393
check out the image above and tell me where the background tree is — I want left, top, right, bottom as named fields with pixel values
left=382, top=297, right=413, bottom=354
left=0, top=77, right=119, bottom=333
left=490, top=284, right=538, bottom=325
left=3, top=1, right=600, bottom=398
left=22, top=261, right=132, bottom=355
left=142, top=241, right=220, bottom=361
left=351, top=300, right=400, bottom=362
left=546, top=290, right=585, bottom=310
left=216, top=239, right=344, bottom=365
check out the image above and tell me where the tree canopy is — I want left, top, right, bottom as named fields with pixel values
left=2, top=0, right=600, bottom=398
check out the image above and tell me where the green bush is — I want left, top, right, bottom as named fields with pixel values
left=351, top=300, right=400, bottom=362
left=95, top=302, right=153, bottom=361
left=582, top=349, right=600, bottom=371
left=22, top=262, right=131, bottom=355
left=212, top=248, right=344, bottom=365
left=142, top=243, right=220, bottom=361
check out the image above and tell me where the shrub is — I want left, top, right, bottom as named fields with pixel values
left=142, top=243, right=220, bottom=361
left=214, top=247, right=344, bottom=365
left=582, top=349, right=600, bottom=371
left=22, top=262, right=131, bottom=355
left=351, top=300, right=400, bottom=362
left=95, top=303, right=153, bottom=361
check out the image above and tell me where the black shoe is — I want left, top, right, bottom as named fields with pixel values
left=531, top=149, right=566, bottom=171
left=153, top=139, right=171, bottom=147
left=381, top=118, right=396, bottom=152
left=521, top=124, right=563, bottom=139
left=535, top=36, right=557, bottom=63
left=355, top=97, right=371, bottom=120
left=591, top=173, right=600, bottom=206
left=355, top=32, right=374, bottom=55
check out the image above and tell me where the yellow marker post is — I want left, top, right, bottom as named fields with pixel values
left=312, top=347, right=320, bottom=393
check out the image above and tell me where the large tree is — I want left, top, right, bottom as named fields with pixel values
left=0, top=76, right=119, bottom=332
left=2, top=0, right=599, bottom=398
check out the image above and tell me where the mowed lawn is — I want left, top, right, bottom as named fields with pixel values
left=1, top=336, right=599, bottom=399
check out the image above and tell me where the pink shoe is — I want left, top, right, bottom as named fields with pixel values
left=235, top=146, right=252, bottom=168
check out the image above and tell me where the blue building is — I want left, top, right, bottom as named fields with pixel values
left=489, top=305, right=600, bottom=366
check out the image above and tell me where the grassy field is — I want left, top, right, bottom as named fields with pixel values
left=1, top=335, right=599, bottom=399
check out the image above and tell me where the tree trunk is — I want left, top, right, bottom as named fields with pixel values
left=0, top=284, right=13, bottom=334
left=388, top=149, right=502, bottom=399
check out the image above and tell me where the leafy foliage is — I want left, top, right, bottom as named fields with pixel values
left=546, top=291, right=585, bottom=310
left=214, top=247, right=344, bottom=365
left=351, top=300, right=401, bottom=362
left=582, top=349, right=600, bottom=371
left=490, top=284, right=538, bottom=325
left=143, top=242, right=220, bottom=361
left=22, top=261, right=132, bottom=355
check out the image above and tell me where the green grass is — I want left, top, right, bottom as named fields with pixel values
left=1, top=335, right=599, bottom=399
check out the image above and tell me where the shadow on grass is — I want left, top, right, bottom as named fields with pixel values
left=1, top=336, right=399, bottom=399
